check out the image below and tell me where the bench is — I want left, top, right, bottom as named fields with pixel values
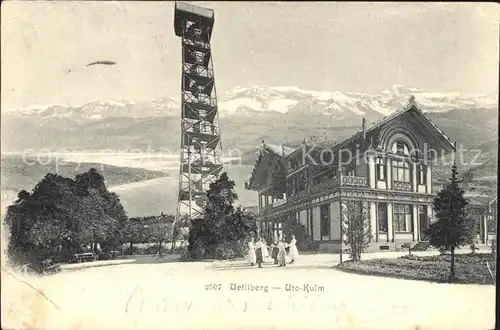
left=73, top=253, right=96, bottom=263
left=41, top=259, right=61, bottom=274
left=110, top=250, right=120, bottom=259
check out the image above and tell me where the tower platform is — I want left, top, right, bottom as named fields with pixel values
left=174, top=2, right=214, bottom=41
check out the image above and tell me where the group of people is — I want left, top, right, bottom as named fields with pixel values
left=247, top=235, right=299, bottom=268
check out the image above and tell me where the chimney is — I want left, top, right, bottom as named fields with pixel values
left=409, top=95, right=416, bottom=106
left=362, top=117, right=366, bottom=140
left=261, top=140, right=265, bottom=151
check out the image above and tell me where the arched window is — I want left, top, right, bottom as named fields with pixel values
left=391, top=140, right=410, bottom=155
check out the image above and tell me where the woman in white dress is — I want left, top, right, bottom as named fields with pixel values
left=261, top=237, right=269, bottom=260
left=277, top=238, right=287, bottom=267
left=288, top=234, right=299, bottom=264
left=247, top=237, right=256, bottom=266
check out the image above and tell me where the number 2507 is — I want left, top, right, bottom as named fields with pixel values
left=205, top=284, right=221, bottom=290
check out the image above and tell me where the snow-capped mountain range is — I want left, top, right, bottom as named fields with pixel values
left=4, top=85, right=497, bottom=121
left=4, top=98, right=181, bottom=121
left=2, top=85, right=497, bottom=158
left=220, top=85, right=496, bottom=117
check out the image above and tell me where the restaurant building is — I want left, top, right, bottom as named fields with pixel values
left=245, top=98, right=468, bottom=252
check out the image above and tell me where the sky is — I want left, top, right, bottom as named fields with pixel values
left=1, top=1, right=498, bottom=110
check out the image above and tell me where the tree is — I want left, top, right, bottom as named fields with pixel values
left=342, top=200, right=372, bottom=262
left=426, top=164, right=470, bottom=282
left=187, top=172, right=257, bottom=259
left=146, top=215, right=175, bottom=256
left=4, top=169, right=128, bottom=267
left=123, top=215, right=175, bottom=255
left=5, top=173, right=81, bottom=259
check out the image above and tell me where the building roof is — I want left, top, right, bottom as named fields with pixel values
left=366, top=102, right=455, bottom=147
left=306, top=101, right=455, bottom=153
left=245, top=142, right=294, bottom=190
left=175, top=2, right=214, bottom=19
left=466, top=195, right=493, bottom=206
left=265, top=143, right=296, bottom=157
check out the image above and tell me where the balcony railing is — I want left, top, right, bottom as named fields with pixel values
left=183, top=63, right=214, bottom=79
left=310, top=177, right=341, bottom=195
left=393, top=181, right=412, bottom=191
left=341, top=176, right=368, bottom=187
left=182, top=92, right=217, bottom=107
left=260, top=175, right=368, bottom=215
left=288, top=189, right=309, bottom=202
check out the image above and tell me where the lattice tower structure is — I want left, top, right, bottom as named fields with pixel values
left=172, top=2, right=223, bottom=249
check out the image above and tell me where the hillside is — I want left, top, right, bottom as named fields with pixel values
left=0, top=154, right=169, bottom=195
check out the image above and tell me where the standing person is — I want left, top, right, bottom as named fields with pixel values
left=255, top=237, right=264, bottom=268
left=270, top=236, right=279, bottom=265
left=288, top=234, right=299, bottom=264
left=247, top=237, right=256, bottom=266
left=277, top=237, right=287, bottom=267
left=261, top=237, right=269, bottom=261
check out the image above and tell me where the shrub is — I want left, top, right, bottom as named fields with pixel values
left=213, top=240, right=247, bottom=260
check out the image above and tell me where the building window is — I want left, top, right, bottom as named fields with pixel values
left=320, top=204, right=330, bottom=237
left=392, top=160, right=411, bottom=182
left=273, top=222, right=283, bottom=239
left=378, top=203, right=388, bottom=232
left=418, top=164, right=426, bottom=185
left=376, top=157, right=386, bottom=181
left=393, top=141, right=410, bottom=155
left=393, top=204, right=413, bottom=232
left=487, top=215, right=496, bottom=234
left=473, top=216, right=481, bottom=235
left=298, top=171, right=307, bottom=192
left=345, top=159, right=356, bottom=177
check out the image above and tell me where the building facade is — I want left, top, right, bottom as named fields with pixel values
left=245, top=100, right=462, bottom=252
left=465, top=195, right=496, bottom=245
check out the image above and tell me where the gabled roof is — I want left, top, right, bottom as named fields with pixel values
left=245, top=142, right=294, bottom=190
left=265, top=143, right=295, bottom=157
left=306, top=101, right=455, bottom=154
left=366, top=102, right=455, bottom=148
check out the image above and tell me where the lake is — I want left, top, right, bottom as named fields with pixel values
left=1, top=152, right=257, bottom=217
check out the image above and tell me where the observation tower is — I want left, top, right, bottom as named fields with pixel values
left=171, top=2, right=223, bottom=248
